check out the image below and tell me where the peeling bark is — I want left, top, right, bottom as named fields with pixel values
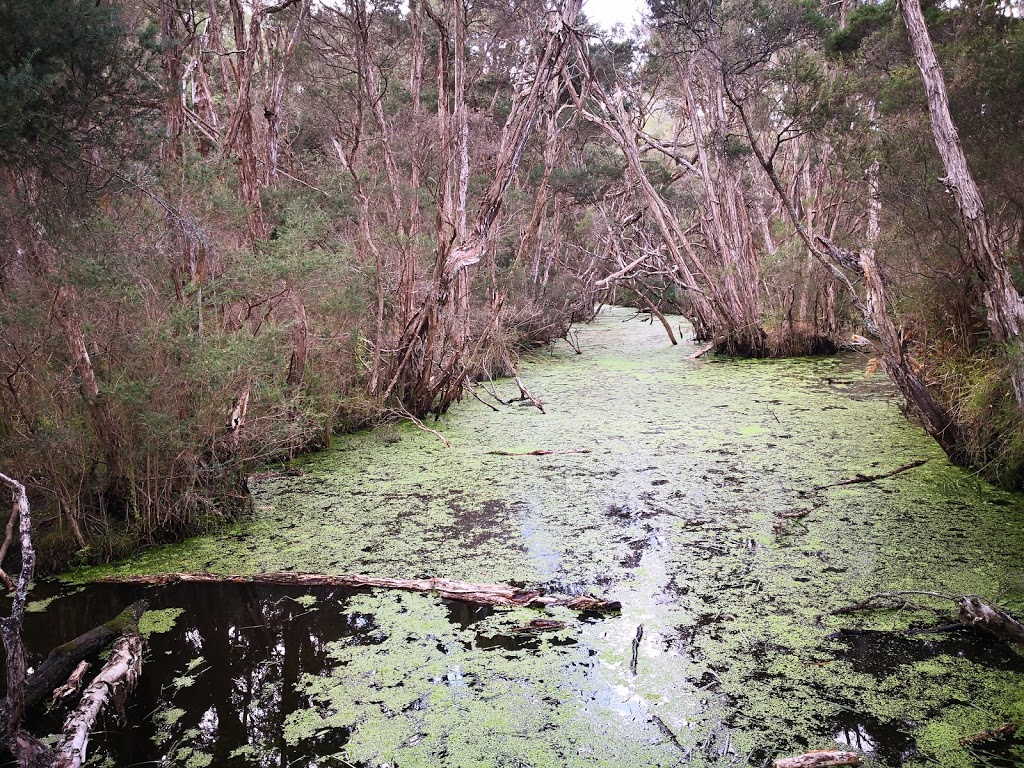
left=52, top=633, right=145, bottom=768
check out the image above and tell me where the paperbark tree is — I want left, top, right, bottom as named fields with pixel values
left=899, top=0, right=1024, bottom=416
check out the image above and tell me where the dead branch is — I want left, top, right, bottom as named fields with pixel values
left=511, top=376, right=545, bottom=413
left=511, top=619, right=565, bottom=633
left=99, top=572, right=621, bottom=612
left=52, top=633, right=144, bottom=768
left=394, top=409, right=452, bottom=448
left=825, top=591, right=1024, bottom=645
left=50, top=662, right=90, bottom=710
left=466, top=384, right=499, bottom=412
left=630, top=624, right=643, bottom=676
left=688, top=340, right=718, bottom=360
left=815, top=460, right=927, bottom=490
left=960, top=722, right=1018, bottom=745
left=774, top=751, right=860, bottom=768
left=487, top=449, right=591, bottom=456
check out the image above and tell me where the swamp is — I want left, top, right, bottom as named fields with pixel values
left=12, top=309, right=1024, bottom=768
left=4, top=0, right=1024, bottom=764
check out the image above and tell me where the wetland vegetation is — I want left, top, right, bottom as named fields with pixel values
left=2, top=0, right=1024, bottom=765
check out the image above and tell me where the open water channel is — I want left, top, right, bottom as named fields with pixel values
left=15, top=307, right=1024, bottom=767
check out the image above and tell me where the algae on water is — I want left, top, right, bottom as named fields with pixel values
left=80, top=308, right=1024, bottom=767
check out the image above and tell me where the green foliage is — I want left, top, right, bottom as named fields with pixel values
left=0, top=0, right=155, bottom=168
left=826, top=1, right=895, bottom=56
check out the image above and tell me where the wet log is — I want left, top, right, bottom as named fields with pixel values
left=827, top=592, right=1024, bottom=646
left=52, top=633, right=144, bottom=768
left=488, top=449, right=591, bottom=457
left=960, top=722, right=1018, bottom=744
left=50, top=662, right=90, bottom=709
left=511, top=619, right=565, bottom=632
left=774, top=751, right=861, bottom=768
left=99, top=572, right=622, bottom=612
left=956, top=596, right=1024, bottom=645
left=17, top=600, right=147, bottom=714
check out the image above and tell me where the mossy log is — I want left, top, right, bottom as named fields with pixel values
left=100, top=572, right=622, bottom=612
left=16, top=600, right=146, bottom=714
left=774, top=751, right=861, bottom=767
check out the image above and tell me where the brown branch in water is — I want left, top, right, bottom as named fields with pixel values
left=630, top=624, right=643, bottom=676
left=466, top=384, right=499, bottom=412
left=687, top=340, right=718, bottom=360
left=511, top=376, right=545, bottom=413
left=511, top=619, right=565, bottom=632
left=50, top=662, right=90, bottom=710
left=960, top=722, right=1018, bottom=745
left=815, top=460, right=927, bottom=490
left=99, top=572, right=622, bottom=612
left=488, top=449, right=591, bottom=457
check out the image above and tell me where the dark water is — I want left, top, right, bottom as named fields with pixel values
left=5, top=580, right=1023, bottom=768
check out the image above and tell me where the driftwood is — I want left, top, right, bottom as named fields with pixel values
left=956, top=595, right=1024, bottom=644
left=511, top=619, right=565, bottom=633
left=777, top=460, right=927, bottom=534
left=17, top=600, right=148, bottom=715
left=687, top=341, right=717, bottom=360
left=487, top=449, right=591, bottom=457
left=52, top=633, right=144, bottom=768
left=100, top=572, right=622, bottom=612
left=827, top=591, right=1024, bottom=645
left=815, top=460, right=927, bottom=490
left=960, top=722, right=1018, bottom=745
left=774, top=751, right=861, bottom=768
left=50, top=662, right=90, bottom=709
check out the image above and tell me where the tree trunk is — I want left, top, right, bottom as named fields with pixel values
left=899, top=0, right=1024, bottom=415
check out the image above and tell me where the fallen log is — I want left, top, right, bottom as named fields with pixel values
left=687, top=341, right=718, bottom=360
left=511, top=619, right=565, bottom=633
left=52, top=633, right=144, bottom=768
left=15, top=600, right=147, bottom=714
left=99, top=572, right=622, bottom=612
left=960, top=722, right=1018, bottom=745
left=956, top=596, right=1024, bottom=645
left=487, top=449, right=591, bottom=457
left=815, top=460, right=927, bottom=490
left=50, top=662, right=90, bottom=709
left=825, top=592, right=1024, bottom=646
left=774, top=750, right=861, bottom=768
